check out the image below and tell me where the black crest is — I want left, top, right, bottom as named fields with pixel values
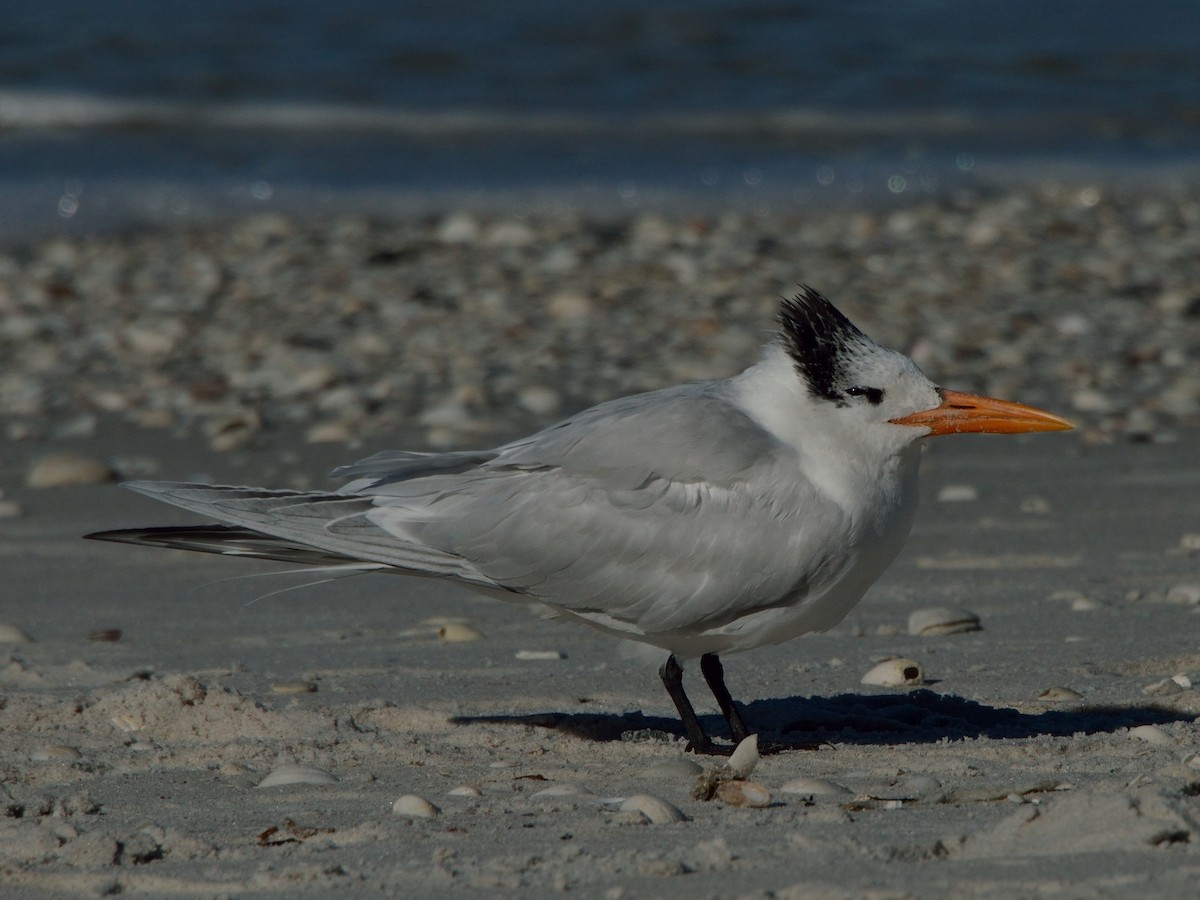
left=778, top=287, right=877, bottom=404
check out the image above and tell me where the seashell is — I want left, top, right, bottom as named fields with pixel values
left=437, top=623, right=482, bottom=642
left=716, top=780, right=771, bottom=808
left=270, top=680, right=317, bottom=694
left=907, top=607, right=981, bottom=636
left=936, top=484, right=979, bottom=502
left=1070, top=596, right=1100, bottom=611
left=31, top=745, right=82, bottom=762
left=727, top=734, right=759, bottom=779
left=1165, top=584, right=1200, bottom=605
left=619, top=793, right=688, bottom=824
left=0, top=623, right=33, bottom=643
left=531, top=784, right=593, bottom=799
left=515, top=650, right=566, bottom=660
left=257, top=764, right=338, bottom=788
left=392, top=794, right=440, bottom=818
left=642, top=758, right=703, bottom=779
left=110, top=712, right=145, bottom=732
left=779, top=776, right=851, bottom=798
left=1182, top=752, right=1200, bottom=770
left=1037, top=686, right=1083, bottom=702
left=1144, top=678, right=1184, bottom=696
left=861, top=658, right=923, bottom=687
left=447, top=785, right=482, bottom=797
left=1172, top=673, right=1192, bottom=689
left=1128, top=725, right=1173, bottom=746
left=26, top=452, right=116, bottom=488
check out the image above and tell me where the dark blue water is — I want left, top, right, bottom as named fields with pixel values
left=2, top=0, right=1199, bottom=234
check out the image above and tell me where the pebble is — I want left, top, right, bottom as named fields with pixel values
left=0, top=624, right=33, bottom=643
left=936, top=484, right=979, bottom=503
left=26, top=452, right=116, bottom=487
left=1181, top=534, right=1200, bottom=551
left=715, top=780, right=771, bottom=808
left=861, top=657, right=924, bottom=687
left=257, top=764, right=338, bottom=787
left=618, top=794, right=688, bottom=824
left=907, top=607, right=981, bottom=636
left=392, top=794, right=440, bottom=818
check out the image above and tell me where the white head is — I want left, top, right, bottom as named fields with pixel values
left=770, top=287, right=1072, bottom=460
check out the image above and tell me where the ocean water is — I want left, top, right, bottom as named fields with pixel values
left=2, top=0, right=1199, bottom=235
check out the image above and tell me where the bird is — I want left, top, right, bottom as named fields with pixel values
left=87, top=287, right=1073, bottom=752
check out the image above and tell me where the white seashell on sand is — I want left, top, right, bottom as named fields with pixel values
left=1037, top=686, right=1083, bottom=702
left=936, top=483, right=979, bottom=502
left=907, top=607, right=981, bottom=636
left=257, top=764, right=338, bottom=788
left=31, top=745, right=82, bottom=762
left=270, top=680, right=317, bottom=694
left=447, top=785, right=482, bottom=797
left=0, top=624, right=33, bottom=643
left=619, top=794, right=688, bottom=824
left=392, top=794, right=440, bottom=818
left=861, top=658, right=924, bottom=687
left=437, top=622, right=483, bottom=642
left=26, top=452, right=116, bottom=487
left=779, top=776, right=851, bottom=797
left=531, top=784, right=594, bottom=799
left=1128, top=725, right=1173, bottom=746
left=716, top=780, right=771, bottom=808
left=727, top=734, right=759, bottom=779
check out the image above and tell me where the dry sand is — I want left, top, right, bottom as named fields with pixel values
left=2, top=420, right=1200, bottom=898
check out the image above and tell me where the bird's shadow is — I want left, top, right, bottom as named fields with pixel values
left=450, top=689, right=1190, bottom=752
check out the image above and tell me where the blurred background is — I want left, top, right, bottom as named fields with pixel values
left=3, top=0, right=1200, bottom=237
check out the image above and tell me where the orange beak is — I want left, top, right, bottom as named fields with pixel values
left=889, top=388, right=1074, bottom=436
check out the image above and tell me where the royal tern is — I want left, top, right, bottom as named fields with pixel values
left=88, top=287, right=1072, bottom=751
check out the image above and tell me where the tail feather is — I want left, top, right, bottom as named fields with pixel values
left=109, top=481, right=505, bottom=591
left=85, top=524, right=385, bottom=569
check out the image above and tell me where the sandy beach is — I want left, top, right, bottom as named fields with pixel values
left=2, top=189, right=1200, bottom=897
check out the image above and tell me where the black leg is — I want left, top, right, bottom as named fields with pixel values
left=699, top=653, right=750, bottom=744
left=658, top=654, right=713, bottom=753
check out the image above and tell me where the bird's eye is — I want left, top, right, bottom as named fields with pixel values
left=845, top=386, right=884, bottom=405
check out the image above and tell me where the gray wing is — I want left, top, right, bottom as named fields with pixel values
left=360, top=383, right=850, bottom=635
